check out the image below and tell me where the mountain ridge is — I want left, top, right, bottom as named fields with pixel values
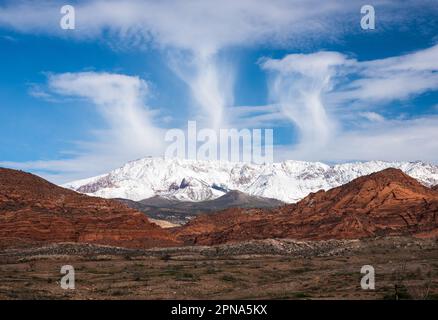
left=116, top=190, right=284, bottom=224
left=64, top=157, right=438, bottom=203
left=1, top=167, right=437, bottom=249
left=174, top=168, right=438, bottom=245
left=0, top=167, right=181, bottom=249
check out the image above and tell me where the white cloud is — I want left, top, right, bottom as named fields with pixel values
left=48, top=73, right=164, bottom=150
left=319, top=117, right=438, bottom=163
left=338, top=73, right=438, bottom=103
left=168, top=52, right=234, bottom=130
left=27, top=83, right=53, bottom=100
left=334, top=44, right=438, bottom=104
left=1, top=72, right=165, bottom=183
left=228, top=104, right=286, bottom=128
left=274, top=116, right=438, bottom=163
left=261, top=44, right=438, bottom=161
left=362, top=44, right=438, bottom=73
left=1, top=0, right=438, bottom=177
left=0, top=0, right=357, bottom=52
left=0, top=0, right=361, bottom=132
left=359, top=112, right=385, bottom=122
left=261, top=52, right=351, bottom=155
left=2, top=0, right=435, bottom=55
left=2, top=0, right=434, bottom=131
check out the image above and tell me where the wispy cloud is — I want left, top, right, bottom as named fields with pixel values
left=359, top=112, right=385, bottom=122
left=2, top=0, right=433, bottom=131
left=261, top=52, right=352, bottom=155
left=168, top=52, right=234, bottom=130
left=262, top=44, right=438, bottom=162
left=228, top=104, right=287, bottom=128
left=1, top=72, right=165, bottom=183
left=1, top=0, right=438, bottom=180
left=295, top=116, right=438, bottom=163
left=332, top=44, right=438, bottom=105
left=0, top=1, right=356, bottom=50
left=0, top=34, right=16, bottom=42
left=27, top=83, right=53, bottom=100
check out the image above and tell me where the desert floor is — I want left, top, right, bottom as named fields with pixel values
left=0, top=237, right=437, bottom=300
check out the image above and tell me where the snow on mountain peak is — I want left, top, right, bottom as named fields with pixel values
left=63, top=157, right=438, bottom=203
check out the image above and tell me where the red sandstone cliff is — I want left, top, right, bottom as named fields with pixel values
left=0, top=168, right=181, bottom=249
left=175, top=168, right=438, bottom=245
left=2, top=167, right=437, bottom=249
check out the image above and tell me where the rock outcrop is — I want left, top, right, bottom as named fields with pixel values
left=175, top=168, right=438, bottom=245
left=0, top=168, right=181, bottom=249
left=2, top=167, right=437, bottom=249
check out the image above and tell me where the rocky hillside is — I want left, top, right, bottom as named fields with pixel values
left=2, top=167, right=437, bottom=250
left=116, top=190, right=283, bottom=224
left=0, top=168, right=181, bottom=249
left=175, top=168, right=438, bottom=245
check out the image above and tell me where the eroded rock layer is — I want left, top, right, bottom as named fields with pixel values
left=175, top=169, right=438, bottom=245
left=0, top=168, right=181, bottom=249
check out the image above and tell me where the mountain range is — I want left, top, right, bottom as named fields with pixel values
left=115, top=190, right=284, bottom=224
left=64, top=157, right=438, bottom=203
left=1, top=164, right=437, bottom=250
left=175, top=168, right=438, bottom=245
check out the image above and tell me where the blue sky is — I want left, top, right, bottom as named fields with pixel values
left=0, top=0, right=437, bottom=183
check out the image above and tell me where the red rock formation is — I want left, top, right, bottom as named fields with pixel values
left=175, top=168, right=438, bottom=245
left=0, top=168, right=181, bottom=249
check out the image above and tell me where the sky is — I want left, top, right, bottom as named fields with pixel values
left=0, top=0, right=437, bottom=183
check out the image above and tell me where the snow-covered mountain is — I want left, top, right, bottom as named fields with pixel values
left=64, top=157, right=438, bottom=203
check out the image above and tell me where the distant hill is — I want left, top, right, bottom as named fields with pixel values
left=2, top=167, right=437, bottom=250
left=0, top=168, right=180, bottom=249
left=175, top=168, right=438, bottom=245
left=115, top=190, right=284, bottom=224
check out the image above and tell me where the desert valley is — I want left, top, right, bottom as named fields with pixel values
left=0, top=159, right=437, bottom=299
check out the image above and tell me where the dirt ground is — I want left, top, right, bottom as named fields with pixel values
left=0, top=237, right=437, bottom=300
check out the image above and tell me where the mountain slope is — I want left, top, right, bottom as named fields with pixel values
left=64, top=157, right=438, bottom=203
left=116, top=190, right=284, bottom=224
left=174, top=168, right=438, bottom=245
left=0, top=168, right=181, bottom=249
